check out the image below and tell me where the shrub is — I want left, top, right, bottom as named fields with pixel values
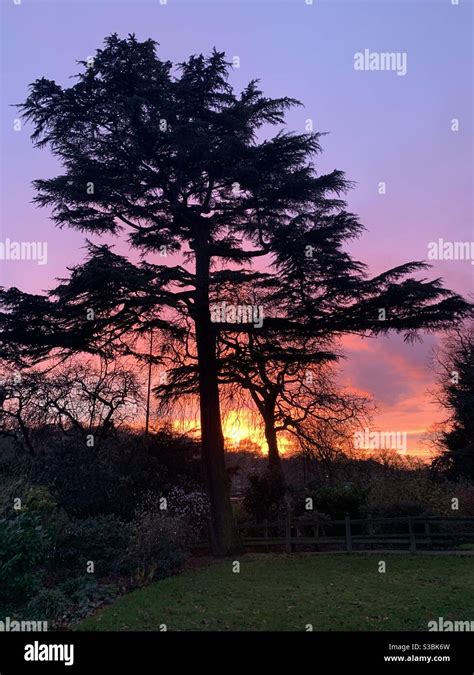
left=0, top=513, right=49, bottom=611
left=22, top=485, right=69, bottom=544
left=366, top=469, right=454, bottom=517
left=243, top=472, right=286, bottom=522
left=27, top=577, right=117, bottom=628
left=136, top=487, right=209, bottom=542
left=294, top=482, right=368, bottom=519
left=167, top=486, right=209, bottom=535
left=31, top=431, right=201, bottom=519
left=59, top=577, right=117, bottom=624
left=55, top=515, right=129, bottom=577
left=121, top=510, right=188, bottom=586
left=26, top=587, right=70, bottom=625
left=373, top=500, right=429, bottom=518
left=448, top=482, right=474, bottom=516
left=0, top=477, right=27, bottom=516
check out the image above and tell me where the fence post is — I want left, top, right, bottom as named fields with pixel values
left=285, top=510, right=292, bottom=554
left=345, top=515, right=353, bottom=553
left=408, top=516, right=416, bottom=553
left=367, top=514, right=374, bottom=536
left=424, top=521, right=431, bottom=550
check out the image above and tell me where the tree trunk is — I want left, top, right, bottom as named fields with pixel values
left=194, top=229, right=241, bottom=556
left=263, top=414, right=284, bottom=484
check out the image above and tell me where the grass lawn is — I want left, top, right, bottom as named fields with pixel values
left=78, top=553, right=474, bottom=631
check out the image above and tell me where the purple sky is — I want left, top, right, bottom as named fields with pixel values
left=1, top=0, right=472, bottom=456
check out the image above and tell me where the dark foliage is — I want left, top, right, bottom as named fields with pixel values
left=55, top=515, right=129, bottom=577
left=0, top=513, right=49, bottom=611
left=0, top=429, right=202, bottom=519
left=431, top=324, right=474, bottom=480
left=243, top=472, right=286, bottom=522
left=293, top=482, right=368, bottom=519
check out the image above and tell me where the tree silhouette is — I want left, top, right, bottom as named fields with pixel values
left=431, top=322, right=474, bottom=479
left=0, top=357, right=142, bottom=455
left=0, top=34, right=471, bottom=554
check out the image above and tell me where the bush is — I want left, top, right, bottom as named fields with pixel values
left=373, top=500, right=429, bottom=518
left=121, top=510, right=188, bottom=586
left=448, top=482, right=474, bottom=516
left=0, top=477, right=27, bottom=516
left=366, top=469, right=454, bottom=517
left=55, top=515, right=129, bottom=577
left=30, top=431, right=202, bottom=519
left=59, top=577, right=117, bottom=624
left=167, top=486, right=209, bottom=535
left=26, top=587, right=70, bottom=625
left=0, top=513, right=49, bottom=610
left=243, top=472, right=286, bottom=522
left=27, top=577, right=117, bottom=628
left=294, top=482, right=368, bottom=519
left=136, top=487, right=209, bottom=542
left=22, top=485, right=69, bottom=544
left=35, top=439, right=168, bottom=519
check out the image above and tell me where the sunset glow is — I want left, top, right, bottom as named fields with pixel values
left=172, top=409, right=294, bottom=456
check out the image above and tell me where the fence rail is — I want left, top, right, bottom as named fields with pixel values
left=237, top=515, right=474, bottom=553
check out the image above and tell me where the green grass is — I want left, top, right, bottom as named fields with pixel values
left=78, top=553, right=474, bottom=631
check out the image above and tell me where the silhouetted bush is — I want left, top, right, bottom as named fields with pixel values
left=0, top=513, right=49, bottom=610
left=121, top=509, right=189, bottom=586
left=0, top=427, right=202, bottom=521
left=55, top=515, right=129, bottom=577
left=243, top=472, right=286, bottom=522
left=294, top=482, right=368, bottom=519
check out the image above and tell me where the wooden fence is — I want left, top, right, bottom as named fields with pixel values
left=237, top=515, right=474, bottom=553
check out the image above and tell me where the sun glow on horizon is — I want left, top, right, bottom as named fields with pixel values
left=171, top=409, right=293, bottom=456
